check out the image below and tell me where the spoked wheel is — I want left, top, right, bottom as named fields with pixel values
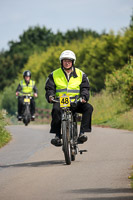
left=23, top=106, right=31, bottom=126
left=62, top=121, right=71, bottom=165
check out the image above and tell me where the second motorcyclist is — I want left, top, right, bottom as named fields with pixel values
left=16, top=70, right=38, bottom=120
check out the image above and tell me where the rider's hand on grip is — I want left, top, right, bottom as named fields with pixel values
left=49, top=95, right=54, bottom=103
left=16, top=92, right=19, bottom=96
left=34, top=93, right=38, bottom=97
left=81, top=98, right=86, bottom=103
left=80, top=97, right=86, bottom=103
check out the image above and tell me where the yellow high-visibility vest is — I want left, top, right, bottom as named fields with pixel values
left=19, top=80, right=35, bottom=96
left=53, top=68, right=83, bottom=98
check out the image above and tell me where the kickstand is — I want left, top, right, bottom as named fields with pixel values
left=79, top=150, right=87, bottom=154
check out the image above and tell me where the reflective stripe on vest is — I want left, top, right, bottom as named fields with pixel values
left=53, top=68, right=83, bottom=98
left=20, top=80, right=35, bottom=96
left=56, top=89, right=80, bottom=93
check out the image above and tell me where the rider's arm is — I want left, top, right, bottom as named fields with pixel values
left=16, top=84, right=22, bottom=96
left=45, top=73, right=56, bottom=103
left=33, top=85, right=38, bottom=94
left=80, top=73, right=90, bottom=102
left=32, top=85, right=38, bottom=97
left=16, top=84, right=22, bottom=92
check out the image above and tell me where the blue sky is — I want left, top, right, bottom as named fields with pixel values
left=0, top=0, right=133, bottom=50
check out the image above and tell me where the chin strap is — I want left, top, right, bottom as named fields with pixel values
left=63, top=66, right=73, bottom=71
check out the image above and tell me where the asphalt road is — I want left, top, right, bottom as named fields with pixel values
left=0, top=125, right=133, bottom=200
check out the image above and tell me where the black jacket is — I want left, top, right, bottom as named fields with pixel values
left=45, top=67, right=90, bottom=103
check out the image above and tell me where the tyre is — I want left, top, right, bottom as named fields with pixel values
left=62, top=121, right=71, bottom=165
left=23, top=105, right=31, bottom=126
left=23, top=115, right=29, bottom=126
left=71, top=121, right=78, bottom=161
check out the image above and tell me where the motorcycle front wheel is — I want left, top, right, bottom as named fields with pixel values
left=62, top=121, right=71, bottom=165
left=23, top=105, right=31, bottom=126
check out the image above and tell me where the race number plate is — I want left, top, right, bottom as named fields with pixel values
left=24, top=98, right=30, bottom=103
left=60, top=94, right=70, bottom=107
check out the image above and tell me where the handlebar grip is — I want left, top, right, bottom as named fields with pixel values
left=51, top=99, right=59, bottom=103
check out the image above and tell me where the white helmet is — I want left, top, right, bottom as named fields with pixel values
left=59, top=50, right=76, bottom=64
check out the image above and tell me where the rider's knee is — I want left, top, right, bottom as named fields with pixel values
left=89, top=104, right=93, bottom=113
left=85, top=103, right=93, bottom=113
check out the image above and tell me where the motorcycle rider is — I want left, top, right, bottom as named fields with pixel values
left=45, top=50, right=93, bottom=146
left=16, top=70, right=38, bottom=120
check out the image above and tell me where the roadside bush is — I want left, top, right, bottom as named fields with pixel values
left=0, top=111, right=11, bottom=148
left=105, top=58, right=133, bottom=106
left=1, top=83, right=17, bottom=115
left=35, top=78, right=52, bottom=110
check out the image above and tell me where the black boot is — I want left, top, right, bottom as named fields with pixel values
left=78, top=133, right=88, bottom=144
left=51, top=134, right=62, bottom=147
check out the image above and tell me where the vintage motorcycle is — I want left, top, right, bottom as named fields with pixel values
left=52, top=94, right=87, bottom=165
left=18, top=92, right=34, bottom=126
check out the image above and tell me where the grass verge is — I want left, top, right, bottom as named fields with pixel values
left=0, top=110, right=11, bottom=148
left=90, top=90, right=133, bottom=131
left=128, top=166, right=133, bottom=189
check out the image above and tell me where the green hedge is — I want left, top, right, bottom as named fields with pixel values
left=105, top=58, right=133, bottom=107
left=0, top=111, right=11, bottom=148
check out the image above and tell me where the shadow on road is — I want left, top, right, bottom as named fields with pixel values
left=78, top=197, right=133, bottom=200
left=0, top=160, right=65, bottom=168
left=69, top=188, right=133, bottom=200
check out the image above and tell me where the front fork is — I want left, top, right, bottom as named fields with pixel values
left=70, top=114, right=78, bottom=155
left=61, top=110, right=78, bottom=155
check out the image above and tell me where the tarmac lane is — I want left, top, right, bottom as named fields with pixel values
left=0, top=125, right=133, bottom=200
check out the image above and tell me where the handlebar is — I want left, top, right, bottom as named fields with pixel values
left=51, top=95, right=81, bottom=105
left=19, top=92, right=32, bottom=96
left=16, top=92, right=38, bottom=97
left=51, top=98, right=59, bottom=103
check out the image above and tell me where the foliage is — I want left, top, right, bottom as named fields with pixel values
left=105, top=57, right=133, bottom=106
left=21, top=43, right=74, bottom=80
left=0, top=14, right=133, bottom=115
left=90, top=90, right=129, bottom=124
left=0, top=23, right=133, bottom=92
left=90, top=90, right=133, bottom=131
left=1, top=82, right=17, bottom=115
left=22, top=27, right=133, bottom=92
left=35, top=78, right=52, bottom=110
left=0, top=26, right=100, bottom=91
left=0, top=111, right=11, bottom=148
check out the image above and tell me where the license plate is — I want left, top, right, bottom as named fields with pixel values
left=60, top=94, right=70, bottom=107
left=24, top=98, right=30, bottom=103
